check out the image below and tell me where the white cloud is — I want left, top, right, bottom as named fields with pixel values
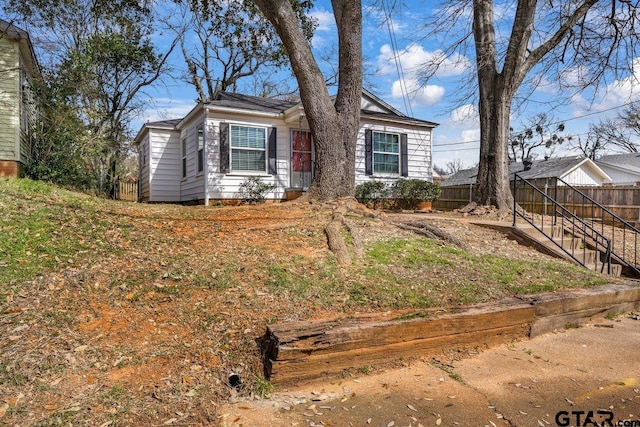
left=391, top=78, right=445, bottom=107
left=140, top=98, right=195, bottom=125
left=449, top=104, right=478, bottom=126
left=571, top=57, right=640, bottom=117
left=309, top=8, right=334, bottom=32
left=308, top=8, right=335, bottom=48
left=377, top=43, right=470, bottom=79
left=460, top=128, right=480, bottom=144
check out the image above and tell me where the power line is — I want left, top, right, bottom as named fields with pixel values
left=381, top=0, right=413, bottom=118
left=433, top=100, right=637, bottom=149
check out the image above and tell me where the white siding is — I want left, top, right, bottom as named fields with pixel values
left=135, top=98, right=436, bottom=203
left=205, top=113, right=287, bottom=200
left=0, top=37, right=20, bottom=162
left=562, top=166, right=603, bottom=186
left=180, top=117, right=206, bottom=202
left=138, top=133, right=150, bottom=201
left=150, top=130, right=181, bottom=201
left=355, top=121, right=433, bottom=186
left=599, top=165, right=640, bottom=186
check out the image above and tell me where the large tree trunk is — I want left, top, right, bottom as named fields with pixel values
left=475, top=88, right=514, bottom=210
left=472, top=0, right=515, bottom=211
left=253, top=0, right=361, bottom=202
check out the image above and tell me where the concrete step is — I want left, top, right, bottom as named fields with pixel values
left=584, top=261, right=623, bottom=277
left=514, top=224, right=621, bottom=276
left=565, top=248, right=598, bottom=265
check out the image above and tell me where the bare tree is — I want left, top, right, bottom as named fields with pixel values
left=425, top=1, right=640, bottom=211
left=445, top=159, right=465, bottom=175
left=509, top=113, right=571, bottom=162
left=252, top=0, right=362, bottom=201
left=168, top=0, right=307, bottom=100
left=576, top=105, right=640, bottom=158
left=571, top=128, right=606, bottom=160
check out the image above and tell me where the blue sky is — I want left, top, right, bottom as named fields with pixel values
left=143, top=0, right=640, bottom=171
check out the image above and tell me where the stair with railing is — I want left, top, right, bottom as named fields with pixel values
left=512, top=173, right=640, bottom=278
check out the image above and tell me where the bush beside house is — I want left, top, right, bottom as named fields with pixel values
left=355, top=179, right=441, bottom=210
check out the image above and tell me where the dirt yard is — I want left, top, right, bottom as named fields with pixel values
left=0, top=182, right=620, bottom=426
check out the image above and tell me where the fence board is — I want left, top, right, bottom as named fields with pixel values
left=435, top=185, right=640, bottom=223
left=117, top=180, right=138, bottom=202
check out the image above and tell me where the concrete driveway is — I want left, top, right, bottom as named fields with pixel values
left=219, top=314, right=640, bottom=427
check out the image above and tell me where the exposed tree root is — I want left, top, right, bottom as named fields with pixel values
left=343, top=217, right=364, bottom=259
left=322, top=198, right=375, bottom=265
left=391, top=221, right=467, bottom=250
left=322, top=197, right=469, bottom=263
left=325, top=214, right=352, bottom=265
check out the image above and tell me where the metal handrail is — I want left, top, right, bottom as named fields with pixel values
left=513, top=173, right=613, bottom=274
left=553, top=177, right=639, bottom=276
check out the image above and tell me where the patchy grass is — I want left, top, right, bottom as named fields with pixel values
left=0, top=177, right=616, bottom=426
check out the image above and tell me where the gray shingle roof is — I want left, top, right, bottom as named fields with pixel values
left=361, top=109, right=438, bottom=127
left=596, top=153, right=640, bottom=171
left=208, top=92, right=298, bottom=114
left=144, top=119, right=182, bottom=129
left=441, top=156, right=592, bottom=187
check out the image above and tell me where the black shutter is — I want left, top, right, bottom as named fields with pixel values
left=365, top=129, right=373, bottom=175
left=400, top=133, right=408, bottom=177
left=268, top=127, right=277, bottom=175
left=219, top=123, right=229, bottom=173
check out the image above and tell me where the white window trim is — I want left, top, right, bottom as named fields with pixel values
left=372, top=131, right=401, bottom=176
left=229, top=123, right=269, bottom=174
left=181, top=137, right=187, bottom=179
left=197, top=126, right=205, bottom=173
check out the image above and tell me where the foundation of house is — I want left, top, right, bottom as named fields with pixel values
left=0, top=160, right=21, bottom=177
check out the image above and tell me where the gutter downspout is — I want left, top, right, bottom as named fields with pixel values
left=204, top=106, right=209, bottom=207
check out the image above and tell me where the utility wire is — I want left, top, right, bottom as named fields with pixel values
left=433, top=100, right=637, bottom=148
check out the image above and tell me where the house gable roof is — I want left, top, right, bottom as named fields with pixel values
left=209, top=92, right=298, bottom=114
left=133, top=89, right=438, bottom=143
left=596, top=153, right=640, bottom=175
left=442, top=156, right=609, bottom=187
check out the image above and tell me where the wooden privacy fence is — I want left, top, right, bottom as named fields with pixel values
left=116, top=179, right=138, bottom=202
left=434, top=184, right=640, bottom=223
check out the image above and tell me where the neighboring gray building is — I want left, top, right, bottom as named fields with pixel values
left=442, top=156, right=611, bottom=188
left=596, top=153, right=640, bottom=186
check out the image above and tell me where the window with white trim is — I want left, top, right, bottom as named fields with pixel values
left=373, top=131, right=400, bottom=174
left=197, top=127, right=204, bottom=173
left=181, top=138, right=187, bottom=178
left=230, top=125, right=267, bottom=172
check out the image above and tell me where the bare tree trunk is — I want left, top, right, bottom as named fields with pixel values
left=475, top=92, right=514, bottom=210
left=253, top=0, right=361, bottom=202
left=472, top=0, right=515, bottom=211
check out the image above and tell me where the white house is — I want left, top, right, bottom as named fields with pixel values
left=442, top=156, right=611, bottom=188
left=596, top=153, right=640, bottom=186
left=134, top=90, right=438, bottom=203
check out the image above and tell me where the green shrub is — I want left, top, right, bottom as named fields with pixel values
left=238, top=176, right=277, bottom=204
left=390, top=179, right=441, bottom=210
left=355, top=181, right=389, bottom=206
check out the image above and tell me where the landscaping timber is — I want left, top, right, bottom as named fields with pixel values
left=260, top=283, right=640, bottom=386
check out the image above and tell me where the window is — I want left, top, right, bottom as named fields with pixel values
left=373, top=132, right=400, bottom=174
left=181, top=138, right=187, bottom=178
left=230, top=125, right=267, bottom=172
left=197, top=127, right=204, bottom=173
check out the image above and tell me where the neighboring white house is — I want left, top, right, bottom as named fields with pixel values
left=596, top=153, right=640, bottom=186
left=134, top=90, right=438, bottom=203
left=442, top=156, right=611, bottom=188
left=0, top=19, right=40, bottom=177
